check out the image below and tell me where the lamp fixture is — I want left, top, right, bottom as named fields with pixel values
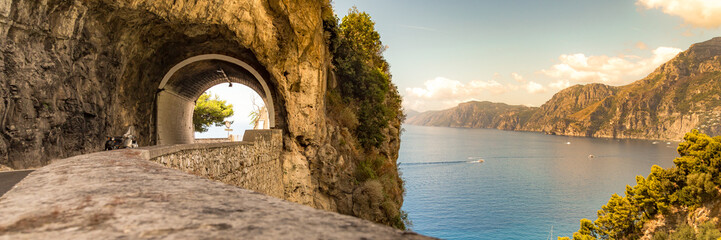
left=217, top=68, right=232, bottom=87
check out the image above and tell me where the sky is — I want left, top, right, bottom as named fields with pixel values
left=200, top=0, right=721, bottom=137
left=332, top=0, right=721, bottom=112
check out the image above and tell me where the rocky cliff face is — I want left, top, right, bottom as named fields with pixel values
left=640, top=197, right=721, bottom=239
left=406, top=101, right=535, bottom=130
left=521, top=83, right=618, bottom=135
left=525, top=37, right=721, bottom=140
left=0, top=0, right=404, bottom=228
left=408, top=37, right=721, bottom=140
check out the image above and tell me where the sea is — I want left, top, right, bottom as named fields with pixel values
left=399, top=125, right=680, bottom=240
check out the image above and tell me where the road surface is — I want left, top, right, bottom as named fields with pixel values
left=0, top=170, right=33, bottom=197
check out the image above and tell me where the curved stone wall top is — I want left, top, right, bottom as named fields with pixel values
left=0, top=149, right=432, bottom=239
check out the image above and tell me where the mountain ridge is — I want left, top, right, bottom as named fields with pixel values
left=406, top=37, right=721, bottom=140
left=406, top=101, right=536, bottom=130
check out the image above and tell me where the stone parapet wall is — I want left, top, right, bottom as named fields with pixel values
left=194, top=138, right=231, bottom=144
left=143, top=129, right=283, bottom=198
left=0, top=148, right=431, bottom=239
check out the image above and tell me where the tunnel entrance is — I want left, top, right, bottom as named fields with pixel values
left=193, top=83, right=270, bottom=141
left=156, top=54, right=277, bottom=145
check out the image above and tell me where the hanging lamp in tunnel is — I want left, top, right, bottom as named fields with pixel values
left=217, top=68, right=232, bottom=87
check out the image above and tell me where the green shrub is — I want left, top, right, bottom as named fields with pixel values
left=565, top=130, right=721, bottom=239
left=355, top=155, right=386, bottom=181
left=324, top=5, right=405, bottom=230
left=355, top=158, right=378, bottom=181
left=653, top=222, right=721, bottom=240
left=698, top=222, right=721, bottom=240
left=327, top=7, right=403, bottom=149
left=670, top=224, right=696, bottom=240
left=652, top=231, right=668, bottom=240
left=327, top=91, right=359, bottom=130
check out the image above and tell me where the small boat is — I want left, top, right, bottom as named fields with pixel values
left=588, top=154, right=595, bottom=159
left=566, top=142, right=571, bottom=145
left=652, top=141, right=658, bottom=144
left=477, top=159, right=485, bottom=163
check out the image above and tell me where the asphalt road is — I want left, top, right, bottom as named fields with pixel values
left=0, top=170, right=33, bottom=197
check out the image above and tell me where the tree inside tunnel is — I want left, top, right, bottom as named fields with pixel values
left=193, top=83, right=269, bottom=140
left=155, top=54, right=278, bottom=145
left=192, top=93, right=234, bottom=133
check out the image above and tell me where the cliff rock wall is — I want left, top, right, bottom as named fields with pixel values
left=523, top=38, right=721, bottom=140
left=0, top=0, right=402, bottom=227
left=405, top=101, right=534, bottom=130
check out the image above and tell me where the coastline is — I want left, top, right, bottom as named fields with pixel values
left=402, top=123, right=686, bottom=142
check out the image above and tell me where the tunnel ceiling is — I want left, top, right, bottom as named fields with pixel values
left=164, top=60, right=267, bottom=101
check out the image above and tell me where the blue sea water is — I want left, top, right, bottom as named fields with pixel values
left=399, top=125, right=680, bottom=239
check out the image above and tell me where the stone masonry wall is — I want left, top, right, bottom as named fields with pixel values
left=194, top=138, right=231, bottom=144
left=0, top=148, right=431, bottom=239
left=146, top=130, right=283, bottom=198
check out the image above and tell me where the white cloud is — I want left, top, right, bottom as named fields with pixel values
left=549, top=79, right=571, bottom=90
left=525, top=81, right=547, bottom=94
left=637, top=0, right=721, bottom=29
left=541, top=46, right=682, bottom=85
left=404, top=77, right=513, bottom=111
left=467, top=80, right=508, bottom=94
left=403, top=76, right=553, bottom=111
left=511, top=72, right=525, bottom=83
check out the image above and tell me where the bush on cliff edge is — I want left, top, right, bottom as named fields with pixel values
left=561, top=129, right=721, bottom=240
left=323, top=5, right=408, bottom=229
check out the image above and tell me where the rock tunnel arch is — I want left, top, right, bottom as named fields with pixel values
left=156, top=54, right=277, bottom=145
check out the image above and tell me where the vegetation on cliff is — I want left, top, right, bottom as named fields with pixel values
left=328, top=7, right=402, bottom=149
left=192, top=93, right=234, bottom=133
left=323, top=6, right=407, bottom=229
left=560, top=130, right=721, bottom=240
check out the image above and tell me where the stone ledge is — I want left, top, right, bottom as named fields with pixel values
left=242, top=129, right=280, bottom=142
left=145, top=130, right=284, bottom=198
left=139, top=142, right=254, bottom=160
left=194, top=138, right=232, bottom=144
left=137, top=129, right=282, bottom=160
left=0, top=149, right=433, bottom=239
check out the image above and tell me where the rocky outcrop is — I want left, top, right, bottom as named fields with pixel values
left=522, top=83, right=617, bottom=135
left=0, top=0, right=404, bottom=228
left=640, top=196, right=721, bottom=239
left=523, top=37, right=721, bottom=140
left=406, top=101, right=535, bottom=130
left=407, top=37, right=721, bottom=140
